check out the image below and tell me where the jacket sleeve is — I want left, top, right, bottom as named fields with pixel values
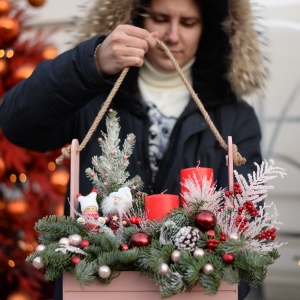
left=0, top=35, right=113, bottom=151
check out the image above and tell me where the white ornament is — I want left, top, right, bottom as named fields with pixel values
left=59, top=237, right=70, bottom=247
left=171, top=250, right=181, bottom=262
left=33, top=256, right=44, bottom=269
left=98, top=265, right=111, bottom=278
left=229, top=232, right=239, bottom=241
left=35, top=244, right=46, bottom=254
left=69, top=234, right=82, bottom=246
left=202, top=263, right=214, bottom=275
left=193, top=248, right=205, bottom=258
left=158, top=263, right=169, bottom=275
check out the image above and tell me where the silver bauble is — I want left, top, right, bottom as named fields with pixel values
left=158, top=263, right=169, bottom=275
left=171, top=250, right=181, bottom=262
left=193, top=248, right=205, bottom=258
left=33, top=256, right=44, bottom=269
left=69, top=234, right=82, bottom=246
left=35, top=244, right=46, bottom=254
left=98, top=265, right=111, bottom=278
left=59, top=237, right=70, bottom=247
left=202, top=263, right=214, bottom=275
left=229, top=232, right=239, bottom=241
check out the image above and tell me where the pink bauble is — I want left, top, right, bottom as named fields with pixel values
left=71, top=256, right=81, bottom=267
left=80, top=239, right=90, bottom=249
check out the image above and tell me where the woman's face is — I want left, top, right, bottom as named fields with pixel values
left=143, top=0, right=202, bottom=73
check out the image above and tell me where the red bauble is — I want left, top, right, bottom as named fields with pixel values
left=71, top=256, right=81, bottom=267
left=195, top=210, right=217, bottom=232
left=129, top=231, right=151, bottom=248
left=222, top=253, right=234, bottom=264
left=119, top=243, right=129, bottom=251
left=130, top=216, right=137, bottom=224
left=80, top=239, right=90, bottom=249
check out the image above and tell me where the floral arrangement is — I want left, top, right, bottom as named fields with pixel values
left=26, top=110, right=287, bottom=299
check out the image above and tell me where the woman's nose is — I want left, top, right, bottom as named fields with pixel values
left=164, top=21, right=180, bottom=44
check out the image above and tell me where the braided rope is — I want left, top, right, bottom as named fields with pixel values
left=56, top=38, right=246, bottom=166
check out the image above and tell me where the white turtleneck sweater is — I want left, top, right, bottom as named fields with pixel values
left=138, top=59, right=194, bottom=180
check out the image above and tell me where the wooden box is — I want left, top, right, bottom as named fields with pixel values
left=63, top=140, right=238, bottom=299
left=63, top=271, right=238, bottom=300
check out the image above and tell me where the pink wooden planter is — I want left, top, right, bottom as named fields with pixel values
left=63, top=271, right=237, bottom=300
left=63, top=140, right=237, bottom=299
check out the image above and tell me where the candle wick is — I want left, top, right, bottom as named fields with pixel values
left=196, top=160, right=201, bottom=167
left=161, top=190, right=168, bottom=194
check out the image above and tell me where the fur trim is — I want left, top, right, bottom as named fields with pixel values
left=73, top=0, right=267, bottom=98
left=223, top=0, right=267, bottom=97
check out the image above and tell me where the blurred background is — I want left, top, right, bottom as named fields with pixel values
left=0, top=0, right=299, bottom=299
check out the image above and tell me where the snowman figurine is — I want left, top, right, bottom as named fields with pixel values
left=76, top=189, right=106, bottom=234
left=101, top=186, right=133, bottom=233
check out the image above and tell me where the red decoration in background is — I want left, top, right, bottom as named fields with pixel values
left=0, top=1, right=68, bottom=299
left=27, top=0, right=46, bottom=8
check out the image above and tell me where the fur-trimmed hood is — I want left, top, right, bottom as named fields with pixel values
left=74, top=0, right=267, bottom=99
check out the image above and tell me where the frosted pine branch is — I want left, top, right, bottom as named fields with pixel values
left=233, top=159, right=287, bottom=205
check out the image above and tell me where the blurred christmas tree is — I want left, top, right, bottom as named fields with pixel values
left=0, top=1, right=70, bottom=299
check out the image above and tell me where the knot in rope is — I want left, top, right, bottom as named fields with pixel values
left=56, top=145, right=71, bottom=165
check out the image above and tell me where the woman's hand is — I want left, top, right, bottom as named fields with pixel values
left=95, top=24, right=158, bottom=76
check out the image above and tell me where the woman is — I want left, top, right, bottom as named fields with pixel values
left=0, top=0, right=266, bottom=298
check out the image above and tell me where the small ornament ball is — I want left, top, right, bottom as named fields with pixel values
left=193, top=248, right=205, bottom=258
left=171, top=250, right=181, bottom=262
left=195, top=210, right=217, bottom=232
left=71, top=256, right=81, bottom=267
left=222, top=253, right=234, bottom=264
left=229, top=232, right=239, bottom=241
left=129, top=231, right=152, bottom=248
left=35, top=244, right=46, bottom=254
left=59, top=237, right=70, bottom=247
left=202, top=263, right=214, bottom=275
left=158, top=263, right=169, bottom=275
left=119, top=243, right=129, bottom=251
left=80, top=239, right=90, bottom=249
left=33, top=256, right=44, bottom=269
left=69, top=234, right=82, bottom=246
left=98, top=265, right=111, bottom=278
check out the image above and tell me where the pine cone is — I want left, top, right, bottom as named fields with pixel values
left=174, top=226, right=201, bottom=251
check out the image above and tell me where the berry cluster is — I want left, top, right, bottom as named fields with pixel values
left=235, top=216, right=249, bottom=232
left=220, top=232, right=228, bottom=241
left=206, top=239, right=220, bottom=250
left=130, top=216, right=142, bottom=226
left=238, top=200, right=259, bottom=217
left=258, top=228, right=276, bottom=240
left=224, top=182, right=243, bottom=197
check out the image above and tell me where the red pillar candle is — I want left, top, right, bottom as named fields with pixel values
left=145, top=194, right=179, bottom=221
left=180, top=167, right=214, bottom=204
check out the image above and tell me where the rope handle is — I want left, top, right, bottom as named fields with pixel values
left=56, top=38, right=246, bottom=166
